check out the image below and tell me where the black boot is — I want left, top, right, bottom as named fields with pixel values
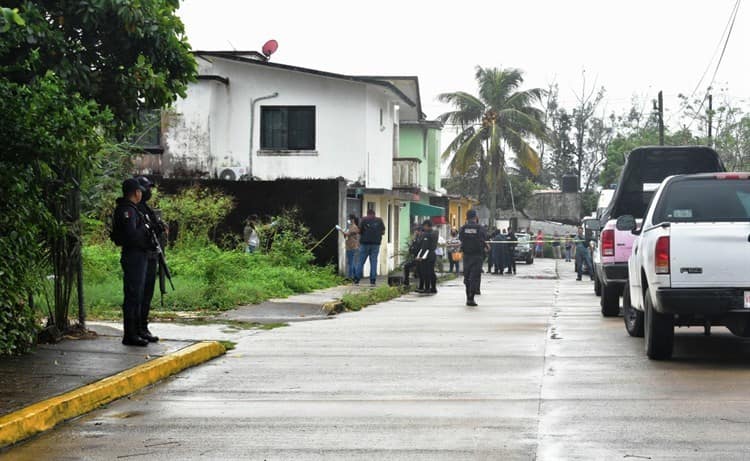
left=139, top=328, right=159, bottom=343
left=123, top=311, right=148, bottom=347
left=138, top=317, right=159, bottom=343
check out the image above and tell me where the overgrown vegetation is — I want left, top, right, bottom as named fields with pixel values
left=341, top=286, right=405, bottom=312
left=72, top=191, right=341, bottom=320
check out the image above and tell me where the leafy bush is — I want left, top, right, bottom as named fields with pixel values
left=156, top=187, right=234, bottom=244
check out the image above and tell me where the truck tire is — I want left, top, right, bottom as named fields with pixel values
left=623, top=285, right=644, bottom=337
left=526, top=255, right=533, bottom=264
left=600, top=284, right=620, bottom=317
left=644, top=292, right=674, bottom=360
left=594, top=276, right=602, bottom=296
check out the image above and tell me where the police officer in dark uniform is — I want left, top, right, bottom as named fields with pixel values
left=416, top=220, right=438, bottom=294
left=135, top=176, right=165, bottom=343
left=459, top=210, right=487, bottom=306
left=113, top=178, right=152, bottom=346
left=403, top=226, right=422, bottom=287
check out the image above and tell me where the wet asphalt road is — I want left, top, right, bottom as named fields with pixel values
left=7, top=259, right=750, bottom=460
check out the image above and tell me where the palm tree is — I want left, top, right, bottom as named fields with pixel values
left=439, top=66, right=547, bottom=217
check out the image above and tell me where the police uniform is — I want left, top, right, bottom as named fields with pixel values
left=136, top=176, right=164, bottom=343
left=417, top=226, right=438, bottom=293
left=113, top=179, right=152, bottom=346
left=459, top=213, right=487, bottom=306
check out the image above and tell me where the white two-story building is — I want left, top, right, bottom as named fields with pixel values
left=141, top=50, right=433, bottom=276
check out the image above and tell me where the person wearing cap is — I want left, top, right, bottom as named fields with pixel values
left=135, top=176, right=166, bottom=343
left=459, top=209, right=487, bottom=307
left=358, top=208, right=385, bottom=286
left=112, top=178, right=152, bottom=346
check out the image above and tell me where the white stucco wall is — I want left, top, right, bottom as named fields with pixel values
left=163, top=56, right=402, bottom=188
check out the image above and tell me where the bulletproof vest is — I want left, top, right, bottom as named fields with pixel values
left=460, top=224, right=484, bottom=255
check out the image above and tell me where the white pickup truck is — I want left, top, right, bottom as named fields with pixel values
left=620, top=172, right=750, bottom=360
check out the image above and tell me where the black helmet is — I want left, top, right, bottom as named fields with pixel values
left=136, top=176, right=153, bottom=189
left=122, top=178, right=145, bottom=196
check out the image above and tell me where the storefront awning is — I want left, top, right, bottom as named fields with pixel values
left=410, top=202, right=445, bottom=217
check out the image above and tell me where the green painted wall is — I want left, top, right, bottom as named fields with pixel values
left=426, top=127, right=441, bottom=191
left=398, top=125, right=429, bottom=189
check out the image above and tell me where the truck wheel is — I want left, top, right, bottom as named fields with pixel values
left=594, top=276, right=602, bottom=296
left=526, top=256, right=533, bottom=264
left=600, top=284, right=620, bottom=317
left=644, top=292, right=674, bottom=360
left=623, top=285, right=644, bottom=337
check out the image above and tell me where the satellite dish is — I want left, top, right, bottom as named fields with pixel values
left=262, top=40, right=278, bottom=58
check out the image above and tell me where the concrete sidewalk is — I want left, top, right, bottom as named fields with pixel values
left=0, top=324, right=225, bottom=447
left=0, top=325, right=192, bottom=415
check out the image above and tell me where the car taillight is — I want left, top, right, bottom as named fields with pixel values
left=655, top=236, right=670, bottom=274
left=715, top=173, right=750, bottom=180
left=601, top=229, right=614, bottom=257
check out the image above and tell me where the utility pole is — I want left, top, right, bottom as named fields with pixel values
left=657, top=91, right=665, bottom=146
left=707, top=93, right=713, bottom=147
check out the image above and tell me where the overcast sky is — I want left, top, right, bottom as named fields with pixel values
left=179, top=0, right=748, bottom=128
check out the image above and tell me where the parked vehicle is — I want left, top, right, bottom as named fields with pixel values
left=596, top=189, right=615, bottom=219
left=621, top=172, right=750, bottom=360
left=514, top=233, right=534, bottom=264
left=577, top=218, right=600, bottom=277
left=594, top=146, right=724, bottom=317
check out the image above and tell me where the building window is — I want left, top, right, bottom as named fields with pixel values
left=260, top=106, right=315, bottom=150
left=130, top=110, right=162, bottom=153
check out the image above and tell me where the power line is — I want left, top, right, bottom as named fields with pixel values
left=684, top=0, right=741, bottom=130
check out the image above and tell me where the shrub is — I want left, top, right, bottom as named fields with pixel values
left=157, top=187, right=233, bottom=244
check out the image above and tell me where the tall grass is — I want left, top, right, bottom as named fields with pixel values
left=75, top=241, right=341, bottom=319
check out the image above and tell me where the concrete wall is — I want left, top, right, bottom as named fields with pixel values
left=524, top=191, right=582, bottom=225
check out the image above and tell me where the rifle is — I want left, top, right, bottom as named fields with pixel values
left=143, top=214, right=175, bottom=306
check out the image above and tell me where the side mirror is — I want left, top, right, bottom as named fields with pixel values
left=616, top=215, right=636, bottom=232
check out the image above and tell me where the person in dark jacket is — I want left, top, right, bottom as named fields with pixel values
left=416, top=220, right=438, bottom=294
left=493, top=230, right=507, bottom=275
left=505, top=229, right=517, bottom=275
left=112, top=178, right=152, bottom=346
left=487, top=229, right=499, bottom=274
left=403, top=226, right=422, bottom=287
left=358, top=208, right=385, bottom=285
left=459, top=210, right=487, bottom=306
left=135, top=176, right=165, bottom=343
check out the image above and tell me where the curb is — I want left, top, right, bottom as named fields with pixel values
left=0, top=340, right=226, bottom=448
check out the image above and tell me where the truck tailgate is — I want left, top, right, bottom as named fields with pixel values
left=670, top=222, right=750, bottom=288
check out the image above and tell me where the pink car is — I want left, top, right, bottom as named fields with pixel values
left=594, top=146, right=724, bottom=317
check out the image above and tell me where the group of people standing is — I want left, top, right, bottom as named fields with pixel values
left=340, top=209, right=386, bottom=286
left=487, top=229, right=517, bottom=275
left=403, top=220, right=439, bottom=293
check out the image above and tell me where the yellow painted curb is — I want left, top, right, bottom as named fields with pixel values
left=0, top=340, right=225, bottom=447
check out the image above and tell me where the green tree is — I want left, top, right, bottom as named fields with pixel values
left=439, top=66, right=547, bottom=217
left=1, top=0, right=196, bottom=135
left=0, top=1, right=196, bottom=351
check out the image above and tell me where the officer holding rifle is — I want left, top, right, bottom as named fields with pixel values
left=136, top=176, right=169, bottom=343
left=111, top=177, right=173, bottom=346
